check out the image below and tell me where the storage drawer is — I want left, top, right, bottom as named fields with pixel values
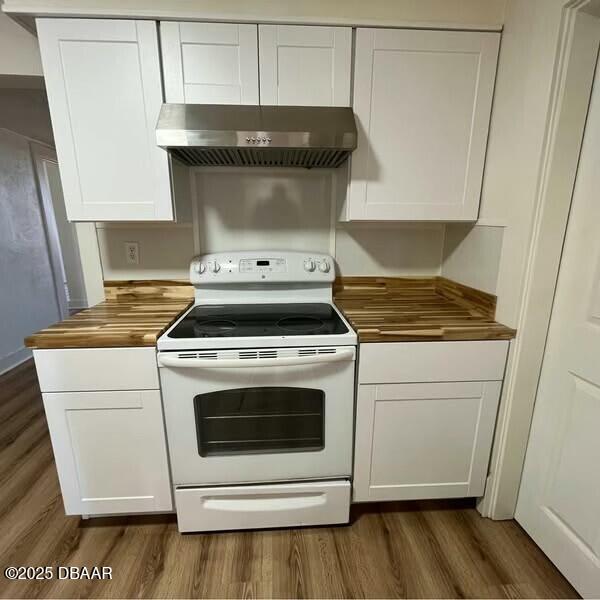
left=33, top=348, right=159, bottom=392
left=174, top=479, right=350, bottom=532
left=358, top=340, right=509, bottom=384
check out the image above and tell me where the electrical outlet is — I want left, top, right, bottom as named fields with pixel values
left=125, top=242, right=139, bottom=265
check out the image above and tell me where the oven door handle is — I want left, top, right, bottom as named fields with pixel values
left=157, top=349, right=355, bottom=369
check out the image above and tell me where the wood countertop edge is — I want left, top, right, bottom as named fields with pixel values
left=24, top=298, right=193, bottom=350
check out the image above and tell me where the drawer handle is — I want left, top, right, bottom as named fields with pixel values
left=158, top=350, right=354, bottom=369
left=202, top=492, right=326, bottom=512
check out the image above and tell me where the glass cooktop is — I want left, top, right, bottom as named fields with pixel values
left=168, top=303, right=349, bottom=338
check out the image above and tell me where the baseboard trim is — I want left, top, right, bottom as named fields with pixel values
left=0, top=347, right=32, bottom=376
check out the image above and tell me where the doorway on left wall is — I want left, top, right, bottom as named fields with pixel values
left=30, top=142, right=88, bottom=316
left=0, top=123, right=86, bottom=375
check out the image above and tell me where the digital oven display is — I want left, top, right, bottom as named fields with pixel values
left=239, top=258, right=287, bottom=273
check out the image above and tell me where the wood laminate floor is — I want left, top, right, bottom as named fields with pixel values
left=0, top=360, right=578, bottom=599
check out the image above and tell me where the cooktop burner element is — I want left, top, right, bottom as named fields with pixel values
left=168, top=303, right=348, bottom=339
left=193, top=319, right=237, bottom=336
left=277, top=315, right=325, bottom=332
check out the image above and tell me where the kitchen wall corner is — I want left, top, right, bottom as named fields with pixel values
left=441, top=223, right=505, bottom=295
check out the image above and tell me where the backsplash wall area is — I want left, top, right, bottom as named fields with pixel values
left=96, top=166, right=447, bottom=281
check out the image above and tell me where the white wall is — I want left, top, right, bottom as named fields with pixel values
left=97, top=168, right=446, bottom=280
left=195, top=169, right=333, bottom=254
left=442, top=0, right=569, bottom=325
left=0, top=11, right=42, bottom=76
left=442, top=224, right=504, bottom=294
left=97, top=224, right=195, bottom=280
left=0, top=87, right=53, bottom=146
left=2, top=0, right=506, bottom=29
left=0, top=129, right=62, bottom=373
left=336, top=224, right=443, bottom=277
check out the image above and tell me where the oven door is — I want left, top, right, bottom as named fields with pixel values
left=158, top=347, right=356, bottom=486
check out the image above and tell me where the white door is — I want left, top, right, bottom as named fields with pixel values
left=258, top=25, right=351, bottom=106
left=43, top=390, right=172, bottom=515
left=515, top=56, right=600, bottom=598
left=347, top=29, right=499, bottom=221
left=30, top=144, right=69, bottom=320
left=160, top=22, right=259, bottom=104
left=37, top=18, right=172, bottom=221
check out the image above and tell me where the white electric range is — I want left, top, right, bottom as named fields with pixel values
left=157, top=251, right=357, bottom=533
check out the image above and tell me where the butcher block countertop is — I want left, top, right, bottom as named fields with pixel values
left=333, top=277, right=515, bottom=342
left=25, top=276, right=515, bottom=349
left=25, top=281, right=193, bottom=349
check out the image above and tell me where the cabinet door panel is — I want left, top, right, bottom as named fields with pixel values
left=348, top=28, right=499, bottom=221
left=43, top=390, right=172, bottom=515
left=37, top=18, right=172, bottom=221
left=161, top=22, right=259, bottom=104
left=353, top=381, right=502, bottom=502
left=259, top=25, right=351, bottom=106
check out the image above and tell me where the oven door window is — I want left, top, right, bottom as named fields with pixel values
left=193, top=387, right=325, bottom=456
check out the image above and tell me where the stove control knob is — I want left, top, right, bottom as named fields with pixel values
left=194, top=262, right=206, bottom=274
left=208, top=260, right=221, bottom=273
left=318, top=260, right=330, bottom=273
left=303, top=259, right=316, bottom=272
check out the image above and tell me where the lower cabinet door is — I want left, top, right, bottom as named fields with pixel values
left=43, top=390, right=172, bottom=515
left=353, top=381, right=502, bottom=502
left=174, top=480, right=350, bottom=533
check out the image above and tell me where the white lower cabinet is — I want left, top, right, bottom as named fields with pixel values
left=34, top=349, right=172, bottom=516
left=353, top=341, right=508, bottom=502
left=43, top=390, right=172, bottom=515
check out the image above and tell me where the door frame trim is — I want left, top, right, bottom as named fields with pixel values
left=30, top=142, right=70, bottom=321
left=480, top=0, right=600, bottom=519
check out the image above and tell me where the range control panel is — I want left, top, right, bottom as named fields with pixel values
left=239, top=257, right=287, bottom=274
left=190, top=251, right=335, bottom=285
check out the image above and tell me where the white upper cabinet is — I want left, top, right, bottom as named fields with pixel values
left=258, top=25, right=352, bottom=106
left=161, top=22, right=259, bottom=104
left=346, top=28, right=500, bottom=221
left=160, top=23, right=351, bottom=107
left=37, top=19, right=173, bottom=221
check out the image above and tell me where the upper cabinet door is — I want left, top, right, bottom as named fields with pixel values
left=258, top=25, right=352, bottom=106
left=161, top=22, right=259, bottom=104
left=37, top=19, right=172, bottom=222
left=347, top=29, right=500, bottom=221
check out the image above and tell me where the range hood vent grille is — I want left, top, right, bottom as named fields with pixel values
left=156, top=104, right=357, bottom=169
left=170, top=146, right=351, bottom=169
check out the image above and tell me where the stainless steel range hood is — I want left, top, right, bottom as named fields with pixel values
left=156, top=104, right=357, bottom=169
